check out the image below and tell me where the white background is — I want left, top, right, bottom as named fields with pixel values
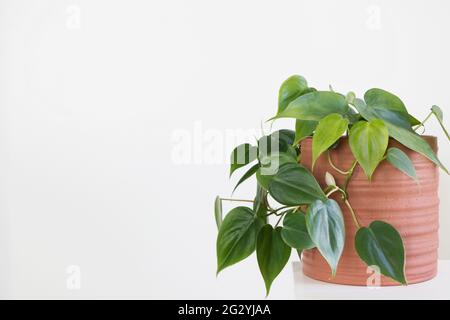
left=0, top=0, right=449, bottom=299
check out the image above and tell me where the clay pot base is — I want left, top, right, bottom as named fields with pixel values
left=302, top=249, right=437, bottom=287
left=299, top=136, right=440, bottom=287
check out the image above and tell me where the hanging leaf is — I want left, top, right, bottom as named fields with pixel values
left=268, top=164, right=327, bottom=206
left=216, top=207, right=264, bottom=274
left=281, top=211, right=315, bottom=250
left=364, top=88, right=420, bottom=129
left=431, top=105, right=450, bottom=141
left=349, top=119, right=389, bottom=180
left=214, top=196, right=222, bottom=230
left=386, top=147, right=418, bottom=181
left=431, top=105, right=443, bottom=122
left=353, top=99, right=448, bottom=173
left=278, top=75, right=309, bottom=114
left=232, top=163, right=260, bottom=193
left=306, top=199, right=346, bottom=276
left=271, top=91, right=350, bottom=121
left=312, top=113, right=349, bottom=168
left=257, top=225, right=291, bottom=296
left=256, top=151, right=298, bottom=190
left=355, top=221, right=407, bottom=285
left=230, top=143, right=258, bottom=177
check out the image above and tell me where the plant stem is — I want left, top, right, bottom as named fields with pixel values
left=220, top=198, right=254, bottom=203
left=342, top=160, right=358, bottom=199
left=413, top=111, right=432, bottom=132
left=275, top=211, right=288, bottom=227
left=266, top=206, right=291, bottom=216
left=344, top=199, right=361, bottom=229
left=327, top=151, right=349, bottom=175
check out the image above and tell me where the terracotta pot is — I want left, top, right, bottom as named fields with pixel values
left=300, top=136, right=439, bottom=286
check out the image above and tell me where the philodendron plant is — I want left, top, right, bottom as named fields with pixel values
left=214, top=75, right=449, bottom=296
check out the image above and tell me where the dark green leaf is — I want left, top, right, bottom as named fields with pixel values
left=364, top=88, right=420, bottom=128
left=253, top=185, right=268, bottom=221
left=257, top=225, right=291, bottom=296
left=312, top=113, right=349, bottom=168
left=386, top=147, right=417, bottom=181
left=230, top=144, right=258, bottom=177
left=232, top=163, right=260, bottom=193
left=217, top=207, right=264, bottom=274
left=349, top=119, right=389, bottom=180
left=355, top=221, right=407, bottom=285
left=268, top=164, right=327, bottom=206
left=281, top=211, right=315, bottom=250
left=214, top=196, right=222, bottom=230
left=278, top=75, right=309, bottom=114
left=256, top=151, right=298, bottom=190
left=272, top=91, right=350, bottom=121
left=306, top=199, right=345, bottom=276
left=353, top=99, right=447, bottom=173
left=294, top=120, right=317, bottom=145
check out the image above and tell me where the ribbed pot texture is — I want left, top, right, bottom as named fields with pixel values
left=300, top=136, right=439, bottom=286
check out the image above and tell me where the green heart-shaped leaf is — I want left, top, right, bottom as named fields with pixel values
left=217, top=207, right=264, bottom=274
left=364, top=88, right=420, bottom=128
left=278, top=75, right=309, bottom=114
left=294, top=120, right=317, bottom=145
left=386, top=147, right=417, bottom=181
left=256, top=149, right=298, bottom=190
left=312, top=113, right=349, bottom=168
left=353, top=99, right=448, bottom=173
left=272, top=91, right=350, bottom=121
left=281, top=211, right=315, bottom=250
left=257, top=225, right=291, bottom=296
left=306, top=199, right=345, bottom=276
left=355, top=221, right=407, bottom=285
left=349, top=119, right=389, bottom=180
left=230, top=143, right=258, bottom=177
left=268, top=164, right=327, bottom=206
left=214, top=196, right=222, bottom=230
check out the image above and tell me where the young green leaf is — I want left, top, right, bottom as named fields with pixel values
left=217, top=207, right=264, bottom=274
left=355, top=221, right=407, bottom=285
left=353, top=99, right=448, bottom=173
left=214, top=196, right=222, bottom=230
left=268, top=164, right=327, bottom=206
left=294, top=120, right=317, bottom=145
left=230, top=144, right=258, bottom=177
left=306, top=199, right=345, bottom=276
left=232, top=163, right=260, bottom=193
left=364, top=88, right=420, bottom=128
left=431, top=105, right=443, bottom=122
left=278, top=75, right=309, bottom=114
left=271, top=91, right=350, bottom=121
left=312, top=113, right=349, bottom=168
left=349, top=119, right=389, bottom=180
left=386, top=147, right=417, bottom=181
left=257, top=225, right=291, bottom=296
left=431, top=105, right=450, bottom=141
left=281, top=211, right=315, bottom=250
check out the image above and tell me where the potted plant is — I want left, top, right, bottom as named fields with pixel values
left=214, top=75, right=449, bottom=296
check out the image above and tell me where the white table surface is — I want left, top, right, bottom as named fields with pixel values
left=290, top=260, right=450, bottom=300
left=212, top=260, right=450, bottom=300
